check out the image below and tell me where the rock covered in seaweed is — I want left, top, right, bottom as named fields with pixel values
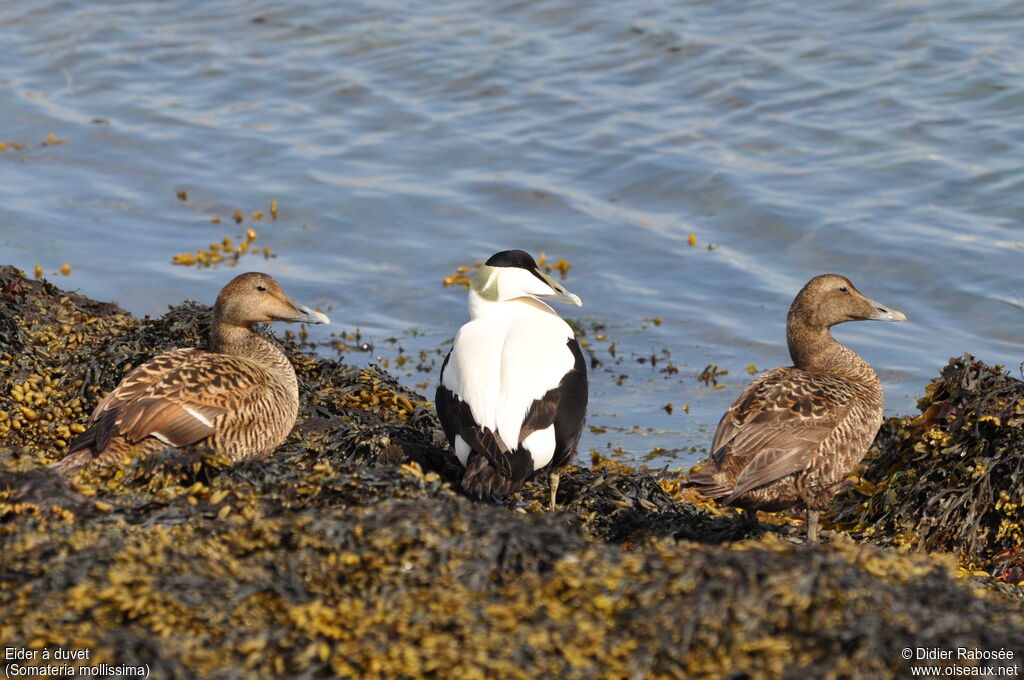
left=4, top=465, right=1023, bottom=679
left=830, top=354, right=1024, bottom=580
left=2, top=266, right=1024, bottom=679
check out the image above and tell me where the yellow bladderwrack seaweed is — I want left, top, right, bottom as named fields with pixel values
left=1, top=268, right=1022, bottom=679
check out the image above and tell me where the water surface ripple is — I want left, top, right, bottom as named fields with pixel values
left=2, top=0, right=1023, bottom=465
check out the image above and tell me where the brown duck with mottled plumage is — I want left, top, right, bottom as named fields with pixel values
left=50, top=272, right=329, bottom=473
left=686, top=274, right=906, bottom=542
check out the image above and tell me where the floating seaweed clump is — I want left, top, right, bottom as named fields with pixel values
left=2, top=267, right=1024, bottom=678
left=830, top=354, right=1024, bottom=579
left=171, top=228, right=273, bottom=267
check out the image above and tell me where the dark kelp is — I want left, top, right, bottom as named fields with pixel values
left=2, top=266, right=1023, bottom=678
left=830, top=354, right=1024, bottom=580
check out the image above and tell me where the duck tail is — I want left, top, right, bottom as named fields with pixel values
left=683, top=468, right=734, bottom=501
left=460, top=452, right=518, bottom=501
left=48, top=426, right=100, bottom=474
left=48, top=448, right=93, bottom=474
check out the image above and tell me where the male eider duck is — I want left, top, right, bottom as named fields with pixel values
left=50, top=272, right=329, bottom=472
left=436, top=250, right=588, bottom=509
left=686, top=274, right=906, bottom=542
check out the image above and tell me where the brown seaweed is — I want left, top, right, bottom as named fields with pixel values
left=830, top=354, right=1024, bottom=577
left=2, top=266, right=1023, bottom=679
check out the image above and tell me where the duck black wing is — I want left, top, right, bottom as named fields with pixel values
left=436, top=351, right=519, bottom=497
left=519, top=337, right=587, bottom=472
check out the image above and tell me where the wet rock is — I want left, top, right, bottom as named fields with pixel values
left=0, top=447, right=99, bottom=520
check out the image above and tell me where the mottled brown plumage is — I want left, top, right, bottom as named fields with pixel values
left=51, top=273, right=329, bottom=472
left=687, top=274, right=906, bottom=541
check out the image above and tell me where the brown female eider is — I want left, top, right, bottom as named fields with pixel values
left=686, top=274, right=906, bottom=542
left=50, top=272, right=329, bottom=472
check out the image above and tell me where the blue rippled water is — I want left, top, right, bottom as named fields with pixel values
left=2, top=0, right=1023, bottom=466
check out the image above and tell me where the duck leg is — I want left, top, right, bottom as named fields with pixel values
left=549, top=471, right=560, bottom=511
left=806, top=509, right=820, bottom=543
left=738, top=508, right=763, bottom=538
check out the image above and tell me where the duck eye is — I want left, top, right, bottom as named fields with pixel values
left=256, top=285, right=267, bottom=292
left=839, top=286, right=848, bottom=292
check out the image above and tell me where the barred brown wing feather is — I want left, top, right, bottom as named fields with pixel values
left=90, top=349, right=200, bottom=419
left=711, top=368, right=856, bottom=498
left=92, top=350, right=281, bottom=449
left=714, top=370, right=797, bottom=435
left=116, top=398, right=222, bottom=446
left=710, top=367, right=796, bottom=462
left=724, top=444, right=818, bottom=504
